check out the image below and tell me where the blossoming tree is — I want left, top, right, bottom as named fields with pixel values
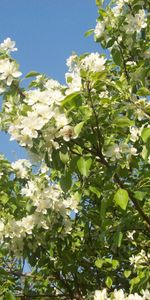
left=0, top=0, right=150, bottom=299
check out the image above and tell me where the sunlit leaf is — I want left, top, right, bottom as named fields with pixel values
left=114, top=189, right=129, bottom=210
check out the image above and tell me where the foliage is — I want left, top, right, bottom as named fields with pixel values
left=0, top=1, right=150, bottom=299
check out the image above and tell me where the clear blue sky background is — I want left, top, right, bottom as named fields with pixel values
left=0, top=0, right=105, bottom=162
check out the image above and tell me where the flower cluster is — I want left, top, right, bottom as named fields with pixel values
left=0, top=38, right=21, bottom=91
left=124, top=10, right=147, bottom=35
left=94, top=289, right=150, bottom=300
left=21, top=176, right=78, bottom=216
left=6, top=78, right=76, bottom=151
left=11, top=159, right=31, bottom=179
left=104, top=142, right=137, bottom=162
left=0, top=162, right=79, bottom=252
left=0, top=58, right=22, bottom=86
left=94, top=21, right=105, bottom=39
left=0, top=37, right=17, bottom=53
left=0, top=40, right=106, bottom=160
left=81, top=53, right=106, bottom=73
left=129, top=250, right=150, bottom=269
left=94, top=1, right=148, bottom=53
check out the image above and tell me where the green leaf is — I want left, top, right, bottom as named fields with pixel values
left=112, top=259, right=119, bottom=270
left=59, top=151, right=69, bottom=164
left=96, top=0, right=104, bottom=7
left=100, top=198, right=109, bottom=220
left=111, top=46, right=122, bottom=66
left=131, top=66, right=146, bottom=83
left=95, top=0, right=100, bottom=5
left=98, top=8, right=107, bottom=17
left=141, top=145, right=148, bottom=160
left=61, top=92, right=82, bottom=107
left=89, top=186, right=101, bottom=198
left=114, top=188, right=129, bottom=210
left=106, top=38, right=115, bottom=48
left=141, top=128, right=150, bottom=143
left=74, top=122, right=84, bottom=136
left=130, top=276, right=140, bottom=289
left=114, top=231, right=123, bottom=247
left=60, top=172, right=72, bottom=192
left=5, top=292, right=16, bottom=300
left=84, top=29, right=94, bottom=37
left=105, top=276, right=113, bottom=288
left=124, top=270, right=131, bottom=278
left=25, top=71, right=40, bottom=78
left=77, top=157, right=92, bottom=177
left=0, top=268, right=9, bottom=275
left=137, top=87, right=150, bottom=96
left=95, top=258, right=103, bottom=268
left=113, top=116, right=134, bottom=127
left=0, top=193, right=9, bottom=204
left=51, top=150, right=64, bottom=170
left=134, top=191, right=146, bottom=201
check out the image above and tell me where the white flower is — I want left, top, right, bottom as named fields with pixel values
left=26, top=87, right=64, bottom=107
left=127, top=230, right=136, bottom=240
left=55, top=112, right=69, bottom=129
left=33, top=103, right=54, bottom=121
left=99, top=90, right=109, bottom=99
left=25, top=89, right=51, bottom=106
left=59, top=125, right=76, bottom=141
left=11, top=159, right=31, bottom=179
left=0, top=58, right=22, bottom=85
left=0, top=220, right=4, bottom=232
left=126, top=61, right=136, bottom=66
left=8, top=123, right=22, bottom=142
left=19, top=111, right=46, bottom=137
left=104, top=142, right=137, bottom=162
left=49, top=89, right=64, bottom=104
left=136, top=109, right=145, bottom=121
left=129, top=250, right=149, bottom=269
left=81, top=53, right=106, bottom=73
left=105, top=144, right=122, bottom=161
left=93, top=289, right=150, bottom=300
left=0, top=172, right=3, bottom=179
left=45, top=78, right=62, bottom=90
left=129, top=147, right=137, bottom=156
left=128, top=294, right=143, bottom=300
left=35, top=74, right=43, bottom=83
left=42, top=127, right=59, bottom=150
left=66, top=54, right=78, bottom=72
left=0, top=37, right=17, bottom=53
left=142, top=290, right=150, bottom=300
left=94, top=289, right=107, bottom=300
left=94, top=21, right=105, bottom=38
left=114, top=289, right=125, bottom=300
left=112, top=0, right=129, bottom=17
left=63, top=195, right=79, bottom=213
left=21, top=180, right=37, bottom=198
left=135, top=9, right=147, bottom=31
left=16, top=215, right=35, bottom=235
left=112, top=6, right=122, bottom=17
left=40, top=162, right=49, bottom=174
left=129, top=127, right=140, bottom=142
left=148, top=155, right=150, bottom=164
left=65, top=71, right=82, bottom=95
left=125, top=10, right=147, bottom=34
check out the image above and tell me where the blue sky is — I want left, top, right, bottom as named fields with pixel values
left=0, top=0, right=103, bottom=162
